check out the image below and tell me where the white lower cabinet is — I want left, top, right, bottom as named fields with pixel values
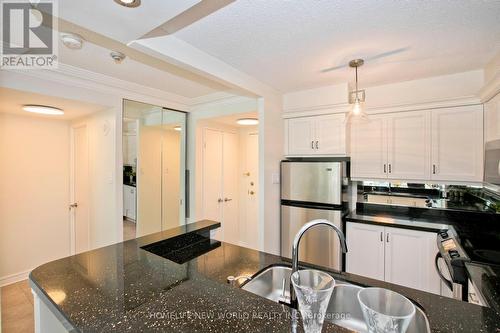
left=346, top=222, right=441, bottom=295
left=123, top=185, right=136, bottom=221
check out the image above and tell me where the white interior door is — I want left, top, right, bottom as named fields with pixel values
left=222, top=132, right=239, bottom=244
left=71, top=125, right=90, bottom=254
left=202, top=128, right=223, bottom=239
left=245, top=132, right=259, bottom=249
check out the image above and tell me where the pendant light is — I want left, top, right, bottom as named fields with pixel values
left=347, top=59, right=369, bottom=122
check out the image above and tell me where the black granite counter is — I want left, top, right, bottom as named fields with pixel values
left=30, top=220, right=500, bottom=332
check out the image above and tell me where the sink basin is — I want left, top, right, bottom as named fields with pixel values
left=241, top=265, right=430, bottom=333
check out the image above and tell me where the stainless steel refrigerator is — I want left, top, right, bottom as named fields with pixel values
left=281, top=160, right=348, bottom=271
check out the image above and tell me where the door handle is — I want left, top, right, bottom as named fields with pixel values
left=224, top=198, right=232, bottom=202
left=315, top=141, right=319, bottom=149
left=69, top=203, right=78, bottom=209
left=218, top=198, right=223, bottom=203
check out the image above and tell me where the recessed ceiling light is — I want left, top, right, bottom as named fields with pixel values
left=174, top=126, right=182, bottom=131
left=236, top=118, right=258, bottom=126
left=60, top=32, right=84, bottom=50
left=113, top=0, right=141, bottom=8
left=22, top=105, right=64, bottom=115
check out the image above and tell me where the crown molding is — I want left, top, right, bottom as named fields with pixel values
left=283, top=96, right=482, bottom=119
left=479, top=71, right=500, bottom=103
left=3, top=63, right=190, bottom=109
left=188, top=92, right=257, bottom=111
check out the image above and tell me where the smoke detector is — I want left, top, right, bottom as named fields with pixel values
left=60, top=32, right=84, bottom=50
left=110, top=51, right=126, bottom=64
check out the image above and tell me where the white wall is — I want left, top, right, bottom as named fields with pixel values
left=72, top=109, right=120, bottom=249
left=0, top=114, right=70, bottom=286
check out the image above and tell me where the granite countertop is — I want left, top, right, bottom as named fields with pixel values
left=30, top=220, right=500, bottom=332
left=345, top=211, right=450, bottom=232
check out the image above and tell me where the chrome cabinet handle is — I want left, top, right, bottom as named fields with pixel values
left=315, top=141, right=319, bottom=149
left=224, top=198, right=232, bottom=202
left=386, top=233, right=390, bottom=243
left=388, top=164, right=392, bottom=173
left=433, top=164, right=436, bottom=174
left=383, top=164, right=387, bottom=173
left=311, top=140, right=314, bottom=149
left=380, top=232, right=383, bottom=242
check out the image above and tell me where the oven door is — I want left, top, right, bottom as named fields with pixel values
left=435, top=252, right=466, bottom=301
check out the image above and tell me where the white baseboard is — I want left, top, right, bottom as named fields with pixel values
left=0, top=270, right=31, bottom=287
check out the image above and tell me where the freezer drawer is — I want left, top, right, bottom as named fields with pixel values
left=281, top=205, right=342, bottom=271
left=281, top=161, right=342, bottom=205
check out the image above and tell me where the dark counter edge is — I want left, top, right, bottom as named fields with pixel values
left=28, top=219, right=221, bottom=333
left=345, top=211, right=450, bottom=232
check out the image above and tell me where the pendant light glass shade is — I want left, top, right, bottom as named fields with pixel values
left=346, top=59, right=369, bottom=123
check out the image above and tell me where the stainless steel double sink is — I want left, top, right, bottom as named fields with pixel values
left=241, top=264, right=430, bottom=333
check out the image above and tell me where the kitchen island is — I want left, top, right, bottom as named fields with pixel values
left=30, top=220, right=500, bottom=332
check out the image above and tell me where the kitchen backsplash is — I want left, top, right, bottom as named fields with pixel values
left=358, top=181, right=500, bottom=213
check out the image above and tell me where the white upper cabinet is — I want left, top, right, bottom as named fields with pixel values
left=351, top=115, right=387, bottom=179
left=350, top=106, right=484, bottom=183
left=387, top=111, right=431, bottom=180
left=285, top=114, right=347, bottom=156
left=286, top=117, right=315, bottom=155
left=431, top=105, right=484, bottom=182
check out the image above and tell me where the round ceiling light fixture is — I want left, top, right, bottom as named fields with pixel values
left=236, top=118, right=259, bottom=126
left=60, top=32, right=84, bottom=50
left=22, top=105, right=64, bottom=115
left=113, top=0, right=141, bottom=8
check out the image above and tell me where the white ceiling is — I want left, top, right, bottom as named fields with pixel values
left=0, top=87, right=106, bottom=120
left=210, top=111, right=258, bottom=127
left=59, top=40, right=220, bottom=98
left=174, top=0, right=500, bottom=92
left=58, top=0, right=200, bottom=43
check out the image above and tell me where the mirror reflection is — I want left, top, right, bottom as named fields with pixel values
left=122, top=100, right=186, bottom=239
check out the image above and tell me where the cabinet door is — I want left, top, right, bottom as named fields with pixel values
left=314, top=114, right=346, bottom=155
left=431, top=105, right=484, bottom=182
left=346, top=222, right=385, bottom=281
left=387, top=111, right=431, bottom=180
left=384, top=227, right=440, bottom=294
left=128, top=187, right=136, bottom=220
left=286, top=117, right=315, bottom=155
left=123, top=185, right=130, bottom=216
left=351, top=116, right=388, bottom=179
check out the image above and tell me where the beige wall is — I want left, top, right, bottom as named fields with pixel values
left=0, top=113, right=71, bottom=285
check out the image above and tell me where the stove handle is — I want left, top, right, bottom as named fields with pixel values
left=435, top=252, right=453, bottom=291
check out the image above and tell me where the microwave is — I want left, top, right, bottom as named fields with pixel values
left=485, top=139, right=500, bottom=185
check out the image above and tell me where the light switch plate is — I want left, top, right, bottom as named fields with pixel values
left=272, top=172, right=280, bottom=184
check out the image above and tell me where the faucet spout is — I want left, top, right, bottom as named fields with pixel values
left=290, top=219, right=348, bottom=307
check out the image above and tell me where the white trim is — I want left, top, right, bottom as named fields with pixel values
left=2, top=63, right=190, bottom=110
left=283, top=96, right=482, bottom=119
left=189, top=92, right=238, bottom=106
left=189, top=94, right=257, bottom=111
left=0, top=269, right=31, bottom=287
left=479, top=71, right=500, bottom=103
